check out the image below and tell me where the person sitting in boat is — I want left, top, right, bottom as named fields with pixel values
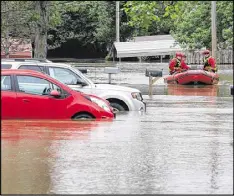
left=169, top=52, right=190, bottom=75
left=201, top=50, right=217, bottom=73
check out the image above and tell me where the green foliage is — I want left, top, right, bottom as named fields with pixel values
left=124, top=1, right=160, bottom=33
left=216, top=1, right=233, bottom=49
left=47, top=1, right=116, bottom=50
left=2, top=1, right=232, bottom=57
left=171, top=1, right=233, bottom=49
left=47, top=1, right=134, bottom=52
left=1, top=1, right=34, bottom=37
left=123, top=1, right=233, bottom=50
left=171, top=1, right=212, bottom=49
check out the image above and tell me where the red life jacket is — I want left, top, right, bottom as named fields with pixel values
left=173, top=58, right=181, bottom=68
left=169, top=58, right=182, bottom=74
left=203, top=56, right=217, bottom=72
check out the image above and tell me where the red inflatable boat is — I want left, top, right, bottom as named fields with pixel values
left=164, top=70, right=219, bottom=85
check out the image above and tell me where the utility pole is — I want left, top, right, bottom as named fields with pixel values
left=211, top=1, right=216, bottom=59
left=116, top=1, right=120, bottom=42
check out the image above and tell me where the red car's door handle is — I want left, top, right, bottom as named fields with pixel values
left=22, top=99, right=30, bottom=103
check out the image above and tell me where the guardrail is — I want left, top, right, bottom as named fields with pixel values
left=184, top=50, right=233, bottom=64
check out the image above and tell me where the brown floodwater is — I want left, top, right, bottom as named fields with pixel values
left=1, top=62, right=233, bottom=194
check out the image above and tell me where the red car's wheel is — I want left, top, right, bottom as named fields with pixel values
left=72, top=113, right=94, bottom=120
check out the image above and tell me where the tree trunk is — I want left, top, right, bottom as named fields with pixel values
left=33, top=1, right=50, bottom=58
left=4, top=35, right=10, bottom=58
left=2, top=1, right=10, bottom=58
left=34, top=28, right=48, bottom=58
left=5, top=47, right=10, bottom=58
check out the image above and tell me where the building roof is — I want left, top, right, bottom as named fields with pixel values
left=1, top=38, right=32, bottom=58
left=131, top=34, right=174, bottom=42
left=113, top=35, right=182, bottom=58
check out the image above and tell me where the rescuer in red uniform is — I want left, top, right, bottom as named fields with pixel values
left=169, top=52, right=190, bottom=75
left=201, top=50, right=217, bottom=73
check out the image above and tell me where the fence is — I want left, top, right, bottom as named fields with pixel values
left=184, top=50, right=233, bottom=65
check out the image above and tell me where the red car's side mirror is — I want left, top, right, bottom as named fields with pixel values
left=50, top=90, right=61, bottom=97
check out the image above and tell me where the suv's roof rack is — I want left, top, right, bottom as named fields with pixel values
left=1, top=58, right=52, bottom=63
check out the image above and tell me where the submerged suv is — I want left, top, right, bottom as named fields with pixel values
left=1, top=60, right=146, bottom=112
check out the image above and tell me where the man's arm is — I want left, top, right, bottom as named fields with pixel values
left=169, top=59, right=176, bottom=70
left=181, top=61, right=190, bottom=69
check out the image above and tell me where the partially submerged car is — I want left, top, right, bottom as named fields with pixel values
left=1, top=69, right=115, bottom=120
left=1, top=59, right=146, bottom=112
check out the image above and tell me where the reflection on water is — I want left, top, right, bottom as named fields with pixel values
left=2, top=120, right=104, bottom=141
left=2, top=93, right=233, bottom=194
left=166, top=85, right=218, bottom=96
left=1, top=120, right=113, bottom=194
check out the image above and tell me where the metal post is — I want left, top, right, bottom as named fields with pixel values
left=149, top=74, right=152, bottom=96
left=108, top=73, right=112, bottom=84
left=112, top=47, right=114, bottom=63
left=211, top=1, right=217, bottom=59
left=116, top=1, right=120, bottom=42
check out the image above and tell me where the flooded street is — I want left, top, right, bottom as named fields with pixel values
left=74, top=62, right=233, bottom=96
left=1, top=62, right=233, bottom=194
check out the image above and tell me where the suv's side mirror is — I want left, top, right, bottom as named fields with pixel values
left=50, top=90, right=61, bottom=97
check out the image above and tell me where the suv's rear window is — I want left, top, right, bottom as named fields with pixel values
left=1, top=64, right=12, bottom=69
left=19, top=65, right=45, bottom=73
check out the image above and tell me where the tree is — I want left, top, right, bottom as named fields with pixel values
left=47, top=2, right=115, bottom=50
left=123, top=1, right=233, bottom=49
left=1, top=1, right=136, bottom=58
left=216, top=1, right=233, bottom=49
left=33, top=1, right=50, bottom=58
left=1, top=1, right=34, bottom=57
left=30, top=1, right=68, bottom=58
left=1, top=1, right=70, bottom=58
left=170, top=1, right=212, bottom=49
left=47, top=1, right=134, bottom=55
left=123, top=1, right=161, bottom=36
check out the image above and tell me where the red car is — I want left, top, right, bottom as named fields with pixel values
left=1, top=69, right=115, bottom=120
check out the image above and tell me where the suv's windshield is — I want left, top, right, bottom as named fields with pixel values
left=48, top=67, right=87, bottom=85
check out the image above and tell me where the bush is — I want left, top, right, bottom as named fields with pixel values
left=105, top=54, right=112, bottom=61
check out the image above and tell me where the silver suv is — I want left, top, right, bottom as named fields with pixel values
left=1, top=59, right=146, bottom=112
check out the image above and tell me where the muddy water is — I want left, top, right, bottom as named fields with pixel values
left=73, top=62, right=233, bottom=85
left=73, top=62, right=233, bottom=96
left=1, top=62, right=233, bottom=194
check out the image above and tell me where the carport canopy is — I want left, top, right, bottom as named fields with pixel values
left=112, top=40, right=182, bottom=58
